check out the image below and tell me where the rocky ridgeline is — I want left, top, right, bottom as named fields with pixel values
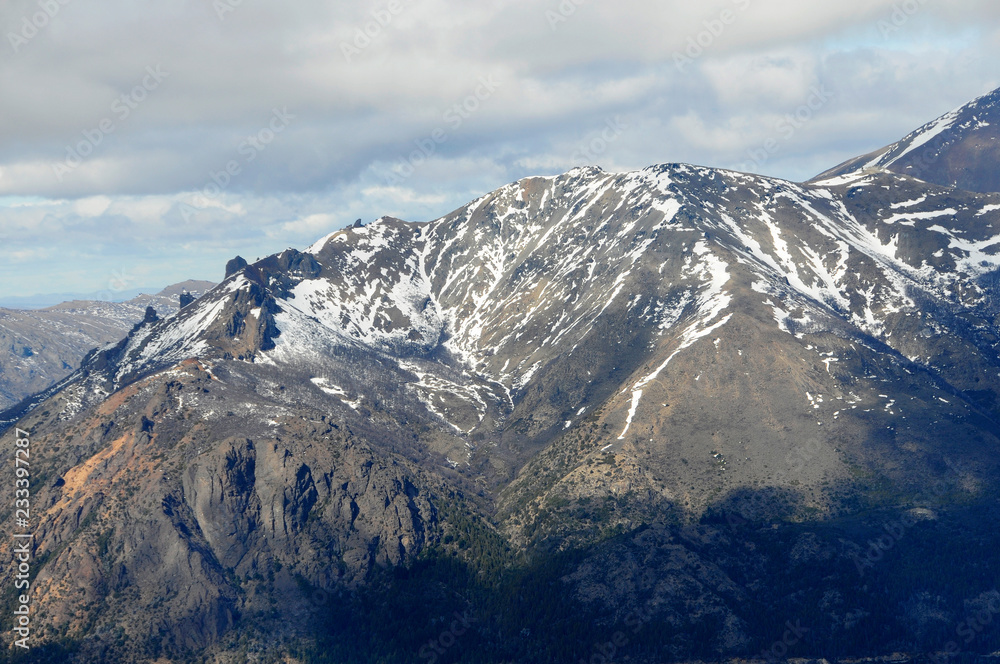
left=4, top=90, right=1000, bottom=662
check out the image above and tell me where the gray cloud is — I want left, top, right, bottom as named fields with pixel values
left=1, top=0, right=998, bottom=295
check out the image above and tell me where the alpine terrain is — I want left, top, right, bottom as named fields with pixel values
left=0, top=281, right=215, bottom=412
left=4, top=89, right=1000, bottom=663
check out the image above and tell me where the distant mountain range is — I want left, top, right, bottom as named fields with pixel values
left=0, top=288, right=168, bottom=311
left=4, top=89, right=1000, bottom=663
left=0, top=281, right=215, bottom=410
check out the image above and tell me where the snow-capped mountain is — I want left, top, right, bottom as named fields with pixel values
left=5, top=89, right=1000, bottom=662
left=816, top=87, right=1000, bottom=193
left=65, top=162, right=1000, bottom=488
left=0, top=280, right=214, bottom=410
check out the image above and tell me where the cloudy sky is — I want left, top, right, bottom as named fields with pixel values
left=1, top=0, right=998, bottom=298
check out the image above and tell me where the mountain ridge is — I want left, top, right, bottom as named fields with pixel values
left=0, top=280, right=215, bottom=411
left=813, top=86, right=1000, bottom=193
left=4, top=90, right=1000, bottom=662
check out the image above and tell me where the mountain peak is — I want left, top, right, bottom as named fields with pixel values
left=814, top=85, right=1000, bottom=193
left=10, top=86, right=1000, bottom=660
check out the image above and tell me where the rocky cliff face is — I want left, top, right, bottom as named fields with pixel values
left=3, top=354, right=448, bottom=660
left=4, top=90, right=1000, bottom=662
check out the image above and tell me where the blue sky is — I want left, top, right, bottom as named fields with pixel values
left=1, top=0, right=998, bottom=297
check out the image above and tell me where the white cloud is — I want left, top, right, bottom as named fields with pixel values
left=701, top=51, right=820, bottom=107
left=279, top=213, right=339, bottom=237
left=73, top=196, right=112, bottom=217
left=1, top=0, right=999, bottom=295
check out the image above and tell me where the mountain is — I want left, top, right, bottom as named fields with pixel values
left=0, top=288, right=169, bottom=311
left=4, top=90, right=1000, bottom=663
left=0, top=281, right=215, bottom=410
left=814, top=87, right=1000, bottom=193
